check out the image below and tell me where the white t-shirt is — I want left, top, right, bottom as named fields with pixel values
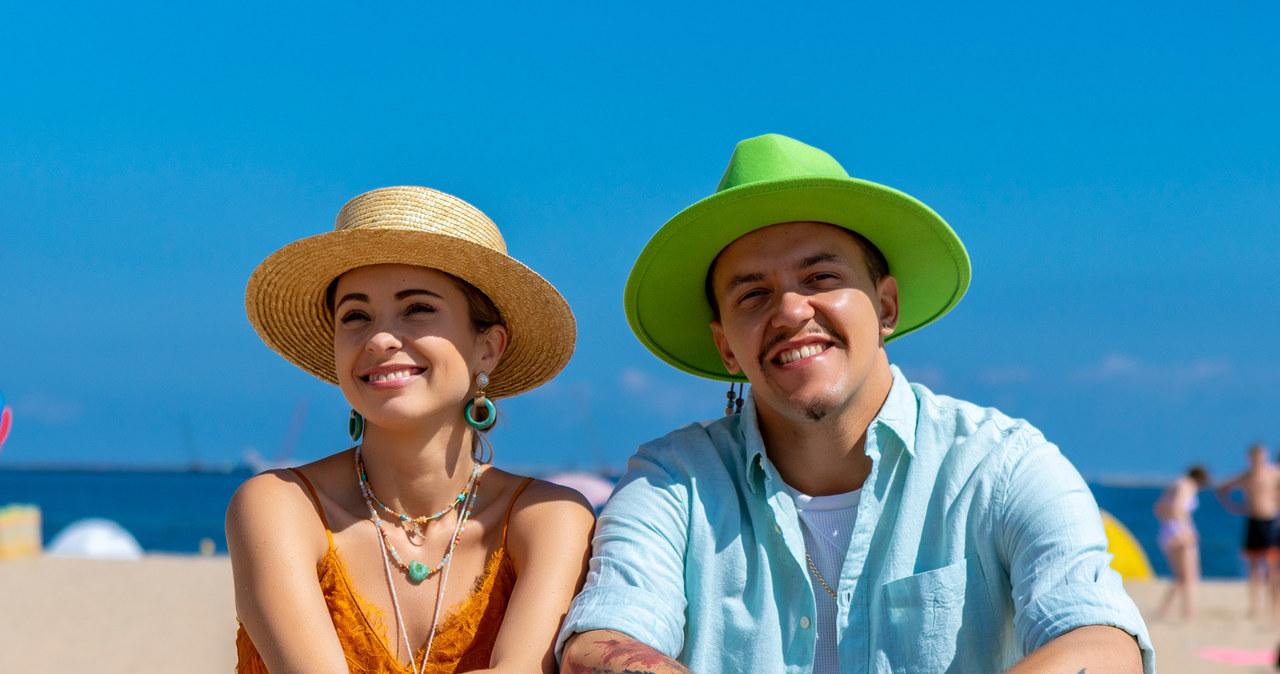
left=786, top=485, right=861, bottom=674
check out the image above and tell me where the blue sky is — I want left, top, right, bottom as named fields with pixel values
left=1, top=1, right=1277, bottom=481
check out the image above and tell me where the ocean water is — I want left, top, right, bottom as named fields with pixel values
left=0, top=468, right=250, bottom=556
left=0, top=468, right=1251, bottom=578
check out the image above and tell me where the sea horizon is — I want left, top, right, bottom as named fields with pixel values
left=0, top=466, right=1250, bottom=580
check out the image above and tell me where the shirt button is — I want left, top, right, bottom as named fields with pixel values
left=799, top=616, right=811, bottom=629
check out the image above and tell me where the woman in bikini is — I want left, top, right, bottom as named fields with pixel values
left=228, top=186, right=595, bottom=673
left=1153, top=464, right=1209, bottom=621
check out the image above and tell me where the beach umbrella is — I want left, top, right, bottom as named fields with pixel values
left=1100, top=509, right=1153, bottom=580
left=46, top=518, right=144, bottom=559
left=544, top=471, right=617, bottom=510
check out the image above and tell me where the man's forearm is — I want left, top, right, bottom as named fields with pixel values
left=562, top=630, right=692, bottom=674
left=1004, top=625, right=1143, bottom=674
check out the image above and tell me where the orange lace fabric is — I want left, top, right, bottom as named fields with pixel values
left=235, top=474, right=527, bottom=673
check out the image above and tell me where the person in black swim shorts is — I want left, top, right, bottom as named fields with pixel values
left=1216, top=444, right=1280, bottom=619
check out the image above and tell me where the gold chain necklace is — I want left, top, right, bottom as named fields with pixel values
left=806, top=551, right=838, bottom=600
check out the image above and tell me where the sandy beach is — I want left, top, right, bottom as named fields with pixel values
left=1126, top=579, right=1278, bottom=674
left=0, top=555, right=1275, bottom=673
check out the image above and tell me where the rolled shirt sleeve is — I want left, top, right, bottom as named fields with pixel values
left=557, top=437, right=692, bottom=661
left=998, top=435, right=1155, bottom=672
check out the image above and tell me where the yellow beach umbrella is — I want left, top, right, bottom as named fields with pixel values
left=1100, top=509, right=1154, bottom=580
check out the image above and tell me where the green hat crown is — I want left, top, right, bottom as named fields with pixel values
left=716, top=134, right=852, bottom=191
left=625, top=134, right=971, bottom=382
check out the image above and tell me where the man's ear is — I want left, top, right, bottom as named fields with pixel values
left=710, top=321, right=742, bottom=375
left=877, top=275, right=900, bottom=338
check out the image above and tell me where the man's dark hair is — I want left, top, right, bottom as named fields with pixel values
left=704, top=226, right=890, bottom=320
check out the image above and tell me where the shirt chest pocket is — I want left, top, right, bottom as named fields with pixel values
left=880, top=559, right=981, bottom=673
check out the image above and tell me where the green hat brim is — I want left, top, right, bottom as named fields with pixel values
left=625, top=175, right=970, bottom=381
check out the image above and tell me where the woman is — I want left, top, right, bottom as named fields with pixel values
left=1153, top=464, right=1209, bottom=621
left=228, top=186, right=595, bottom=673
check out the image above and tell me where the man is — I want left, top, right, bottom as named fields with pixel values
left=558, top=134, right=1153, bottom=673
left=1215, top=443, right=1280, bottom=619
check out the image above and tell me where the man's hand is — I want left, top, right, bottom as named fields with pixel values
left=561, top=630, right=693, bottom=674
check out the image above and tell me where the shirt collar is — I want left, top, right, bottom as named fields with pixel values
left=876, top=365, right=918, bottom=458
left=740, top=364, right=919, bottom=494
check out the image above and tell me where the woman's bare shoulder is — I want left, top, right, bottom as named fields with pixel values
left=228, top=468, right=310, bottom=517
left=503, top=474, right=594, bottom=540
left=488, top=470, right=593, bottom=513
left=226, top=451, right=354, bottom=554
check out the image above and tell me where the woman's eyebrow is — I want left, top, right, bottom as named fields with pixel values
left=334, top=292, right=368, bottom=308
left=335, top=288, right=443, bottom=309
left=395, top=288, right=443, bottom=301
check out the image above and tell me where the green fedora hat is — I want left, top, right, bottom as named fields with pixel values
left=624, top=133, right=971, bottom=381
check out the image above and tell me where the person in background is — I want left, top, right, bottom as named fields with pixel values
left=558, top=134, right=1152, bottom=673
left=229, top=186, right=594, bottom=673
left=1154, top=464, right=1210, bottom=620
left=1216, top=443, right=1280, bottom=620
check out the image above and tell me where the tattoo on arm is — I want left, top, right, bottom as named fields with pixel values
left=569, top=670, right=680, bottom=674
left=579, top=638, right=693, bottom=674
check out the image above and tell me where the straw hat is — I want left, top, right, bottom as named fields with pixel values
left=246, top=186, right=575, bottom=399
left=625, top=134, right=970, bottom=382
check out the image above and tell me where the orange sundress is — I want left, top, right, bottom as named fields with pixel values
left=235, top=471, right=532, bottom=673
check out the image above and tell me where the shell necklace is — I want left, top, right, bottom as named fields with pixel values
left=354, top=446, right=481, bottom=583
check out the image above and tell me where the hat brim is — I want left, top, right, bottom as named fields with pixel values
left=246, top=227, right=576, bottom=399
left=625, top=176, right=970, bottom=381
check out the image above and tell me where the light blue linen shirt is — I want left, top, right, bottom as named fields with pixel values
left=558, top=366, right=1154, bottom=673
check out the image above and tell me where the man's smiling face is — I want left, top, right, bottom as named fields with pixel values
left=709, top=221, right=898, bottom=426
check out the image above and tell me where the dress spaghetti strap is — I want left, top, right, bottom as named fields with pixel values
left=500, top=477, right=534, bottom=548
left=288, top=467, right=334, bottom=549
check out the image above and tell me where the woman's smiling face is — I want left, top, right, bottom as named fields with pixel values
left=332, top=264, right=505, bottom=431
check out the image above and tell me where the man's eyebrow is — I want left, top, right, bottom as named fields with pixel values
left=722, top=272, right=765, bottom=296
left=796, top=252, right=842, bottom=270
left=720, top=253, right=846, bottom=296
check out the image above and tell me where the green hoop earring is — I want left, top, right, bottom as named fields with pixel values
left=465, top=397, right=496, bottom=431
left=349, top=409, right=364, bottom=442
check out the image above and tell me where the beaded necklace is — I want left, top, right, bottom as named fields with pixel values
left=356, top=447, right=479, bottom=539
left=354, top=446, right=482, bottom=583
left=373, top=471, right=475, bottom=674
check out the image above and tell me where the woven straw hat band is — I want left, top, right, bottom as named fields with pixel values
left=335, top=186, right=508, bottom=254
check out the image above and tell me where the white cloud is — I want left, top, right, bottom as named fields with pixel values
left=13, top=392, right=83, bottom=424
left=979, top=365, right=1034, bottom=385
left=617, top=367, right=710, bottom=419
left=619, top=367, right=652, bottom=395
left=1072, top=354, right=1233, bottom=385
left=898, top=365, right=945, bottom=389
